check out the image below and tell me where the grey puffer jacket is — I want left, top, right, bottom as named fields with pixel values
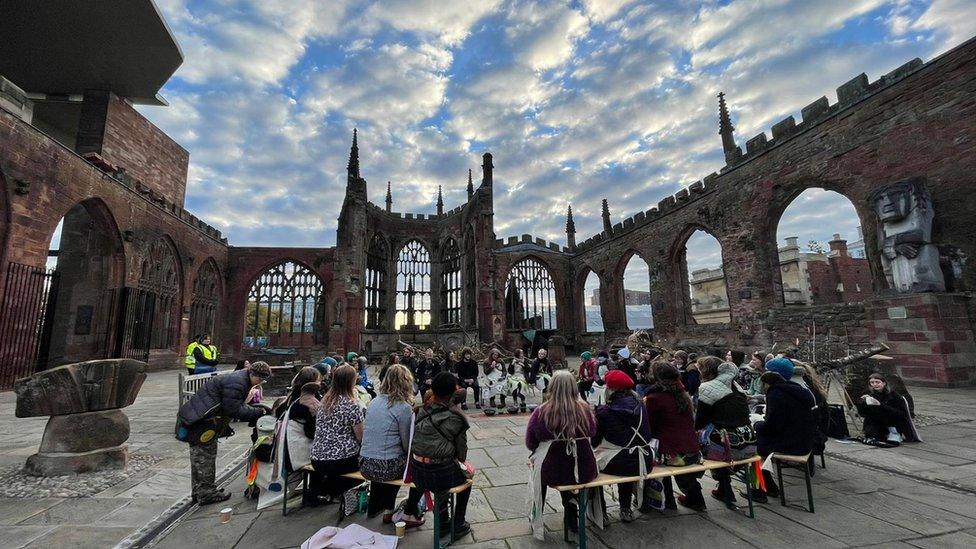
left=178, top=369, right=265, bottom=425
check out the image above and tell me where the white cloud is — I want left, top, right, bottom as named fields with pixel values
left=362, top=0, right=502, bottom=45
left=911, top=0, right=976, bottom=53
left=506, top=1, right=589, bottom=70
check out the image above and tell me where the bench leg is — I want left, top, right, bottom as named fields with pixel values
left=282, top=473, right=289, bottom=517
left=820, top=453, right=826, bottom=469
left=432, top=493, right=442, bottom=549
left=804, top=469, right=815, bottom=513
left=776, top=462, right=787, bottom=507
left=577, top=489, right=587, bottom=549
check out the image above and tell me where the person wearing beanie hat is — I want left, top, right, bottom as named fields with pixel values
left=749, top=360, right=816, bottom=503
left=762, top=357, right=794, bottom=381
left=695, top=358, right=752, bottom=504
left=855, top=373, right=920, bottom=446
left=592, top=368, right=653, bottom=523
left=604, top=370, right=635, bottom=391
left=578, top=351, right=597, bottom=399
left=346, top=351, right=359, bottom=363
left=614, top=347, right=640, bottom=386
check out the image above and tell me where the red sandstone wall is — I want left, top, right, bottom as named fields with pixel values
left=101, top=95, right=189, bottom=205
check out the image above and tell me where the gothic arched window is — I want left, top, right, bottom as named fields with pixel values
left=135, top=238, right=181, bottom=350
left=189, top=260, right=220, bottom=340
left=244, top=261, right=325, bottom=347
left=440, top=238, right=462, bottom=326
left=505, top=258, right=557, bottom=330
left=395, top=240, right=431, bottom=330
left=365, top=236, right=389, bottom=329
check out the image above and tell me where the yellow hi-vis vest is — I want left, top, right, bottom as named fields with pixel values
left=185, top=343, right=218, bottom=370
left=185, top=342, right=200, bottom=369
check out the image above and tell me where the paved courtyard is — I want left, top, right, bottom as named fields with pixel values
left=149, top=382, right=976, bottom=549
left=1, top=368, right=975, bottom=549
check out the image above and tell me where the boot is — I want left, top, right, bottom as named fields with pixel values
left=489, top=397, right=496, bottom=408
left=498, top=396, right=506, bottom=410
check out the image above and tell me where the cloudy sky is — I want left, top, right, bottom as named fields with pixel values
left=141, top=0, right=974, bottom=272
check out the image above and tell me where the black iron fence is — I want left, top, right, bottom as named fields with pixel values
left=0, top=262, right=59, bottom=388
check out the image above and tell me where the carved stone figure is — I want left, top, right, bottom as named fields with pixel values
left=870, top=178, right=945, bottom=293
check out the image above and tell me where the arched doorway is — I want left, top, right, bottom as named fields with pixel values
left=41, top=199, right=126, bottom=369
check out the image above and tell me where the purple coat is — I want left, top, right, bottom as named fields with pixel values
left=525, top=406, right=598, bottom=486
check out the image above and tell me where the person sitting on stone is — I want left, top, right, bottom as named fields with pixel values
left=644, top=362, right=706, bottom=511
left=507, top=349, right=529, bottom=411
left=529, top=348, right=553, bottom=393
left=855, top=373, right=920, bottom=446
left=749, top=358, right=815, bottom=503
left=416, top=348, right=441, bottom=394
left=591, top=370, right=654, bottom=523
left=577, top=351, right=597, bottom=399
left=455, top=347, right=480, bottom=410
left=410, top=372, right=474, bottom=541
left=695, top=357, right=753, bottom=505
left=482, top=348, right=508, bottom=411
left=177, top=361, right=272, bottom=505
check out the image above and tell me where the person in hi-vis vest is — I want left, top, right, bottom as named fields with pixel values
left=185, top=334, right=219, bottom=374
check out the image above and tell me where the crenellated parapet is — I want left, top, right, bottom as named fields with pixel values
left=495, top=233, right=566, bottom=254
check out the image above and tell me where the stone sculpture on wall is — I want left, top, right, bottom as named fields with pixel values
left=870, top=177, right=946, bottom=293
left=14, top=359, right=147, bottom=476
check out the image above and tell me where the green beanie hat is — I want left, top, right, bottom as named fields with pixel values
left=581, top=351, right=592, bottom=360
left=346, top=351, right=359, bottom=362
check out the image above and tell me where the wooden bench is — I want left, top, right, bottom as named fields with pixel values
left=770, top=453, right=814, bottom=513
left=282, top=465, right=472, bottom=549
left=555, top=456, right=762, bottom=549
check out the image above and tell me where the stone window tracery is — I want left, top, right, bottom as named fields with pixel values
left=440, top=238, right=462, bottom=326
left=244, top=261, right=324, bottom=347
left=365, top=236, right=388, bottom=329
left=505, top=258, right=557, bottom=330
left=395, top=240, right=431, bottom=330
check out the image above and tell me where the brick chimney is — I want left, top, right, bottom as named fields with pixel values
left=829, top=233, right=849, bottom=257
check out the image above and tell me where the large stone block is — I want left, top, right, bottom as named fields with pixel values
left=14, top=359, right=146, bottom=418
left=38, top=409, right=130, bottom=454
left=25, top=445, right=128, bottom=476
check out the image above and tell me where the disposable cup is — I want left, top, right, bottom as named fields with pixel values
left=220, top=508, right=232, bottom=524
left=395, top=521, right=406, bottom=538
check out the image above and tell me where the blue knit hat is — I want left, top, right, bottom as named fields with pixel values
left=765, top=357, right=795, bottom=380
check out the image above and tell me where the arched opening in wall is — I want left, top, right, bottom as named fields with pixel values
left=776, top=188, right=869, bottom=306
left=365, top=236, right=388, bottom=330
left=189, top=260, right=220, bottom=342
left=126, top=237, right=182, bottom=358
left=440, top=238, right=462, bottom=327
left=683, top=230, right=730, bottom=324
left=622, top=253, right=653, bottom=330
left=35, top=199, right=125, bottom=373
left=395, top=240, right=431, bottom=331
left=463, top=229, right=476, bottom=326
left=582, top=270, right=603, bottom=333
left=244, top=261, right=325, bottom=348
left=505, top=258, right=557, bottom=330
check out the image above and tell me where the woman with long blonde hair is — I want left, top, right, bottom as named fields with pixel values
left=525, top=371, right=597, bottom=541
left=310, top=364, right=365, bottom=520
left=358, top=364, right=425, bottom=525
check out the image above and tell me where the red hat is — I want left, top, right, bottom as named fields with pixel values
left=604, top=370, right=634, bottom=391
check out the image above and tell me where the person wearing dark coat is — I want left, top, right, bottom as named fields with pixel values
left=177, top=362, right=272, bottom=505
left=592, top=371, right=654, bottom=522
left=454, top=348, right=480, bottom=410
left=415, top=349, right=441, bottom=393
left=856, top=372, right=920, bottom=445
left=529, top=348, right=553, bottom=387
left=644, top=362, right=705, bottom=511
left=751, top=358, right=816, bottom=503
left=409, top=372, right=474, bottom=539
